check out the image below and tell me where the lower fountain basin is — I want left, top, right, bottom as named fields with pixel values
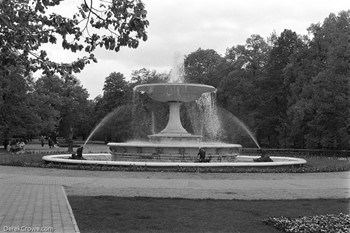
left=107, top=141, right=242, bottom=162
left=42, top=154, right=307, bottom=167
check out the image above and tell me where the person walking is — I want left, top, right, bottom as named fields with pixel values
left=40, top=136, right=45, bottom=147
left=48, top=137, right=54, bottom=149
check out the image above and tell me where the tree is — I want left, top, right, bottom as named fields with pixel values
left=0, top=0, right=148, bottom=76
left=0, top=67, right=41, bottom=140
left=225, top=34, right=270, bottom=77
left=184, top=48, right=229, bottom=87
left=0, top=0, right=148, bottom=145
left=130, top=68, right=168, bottom=85
left=215, top=35, right=272, bottom=147
left=34, top=74, right=90, bottom=149
left=286, top=11, right=350, bottom=149
left=59, top=75, right=90, bottom=147
left=28, top=89, right=60, bottom=137
left=91, top=72, right=135, bottom=142
left=256, top=30, right=304, bottom=147
left=102, top=72, right=132, bottom=111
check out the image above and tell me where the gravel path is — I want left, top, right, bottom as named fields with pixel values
left=0, top=166, right=349, bottom=200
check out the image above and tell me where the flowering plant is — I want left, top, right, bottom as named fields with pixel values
left=263, top=213, right=350, bottom=233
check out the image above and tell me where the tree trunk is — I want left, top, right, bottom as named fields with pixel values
left=67, top=126, right=74, bottom=153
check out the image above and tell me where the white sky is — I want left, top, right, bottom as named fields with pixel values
left=43, top=0, right=349, bottom=99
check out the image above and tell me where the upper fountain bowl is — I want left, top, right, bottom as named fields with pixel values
left=134, top=83, right=216, bottom=102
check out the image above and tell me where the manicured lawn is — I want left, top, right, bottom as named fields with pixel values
left=68, top=196, right=349, bottom=233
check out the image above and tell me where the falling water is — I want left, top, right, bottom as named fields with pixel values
left=83, top=109, right=119, bottom=147
left=234, top=118, right=261, bottom=149
left=195, top=92, right=223, bottom=140
left=219, top=107, right=261, bottom=149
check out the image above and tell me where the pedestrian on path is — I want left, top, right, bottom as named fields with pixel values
left=40, top=136, right=45, bottom=147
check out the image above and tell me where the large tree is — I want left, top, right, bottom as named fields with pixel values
left=0, top=67, right=40, bottom=140
left=34, top=74, right=90, bottom=145
left=256, top=30, right=304, bottom=147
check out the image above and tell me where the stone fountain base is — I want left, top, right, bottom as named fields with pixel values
left=108, top=141, right=242, bottom=162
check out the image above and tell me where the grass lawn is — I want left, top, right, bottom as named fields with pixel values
left=68, top=196, right=350, bottom=233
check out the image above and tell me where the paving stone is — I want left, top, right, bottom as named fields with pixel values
left=0, top=184, right=79, bottom=233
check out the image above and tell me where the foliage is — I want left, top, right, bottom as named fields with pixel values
left=184, top=48, right=229, bottom=87
left=216, top=11, right=350, bottom=149
left=0, top=67, right=41, bottom=139
left=218, top=35, right=271, bottom=146
left=90, top=104, right=134, bottom=142
left=0, top=0, right=148, bottom=75
left=257, top=29, right=304, bottom=147
left=101, top=72, right=132, bottom=112
left=34, top=74, right=90, bottom=140
left=285, top=11, right=350, bottom=149
left=0, top=0, right=148, bottom=143
left=130, top=68, right=169, bottom=85
left=225, top=34, right=271, bottom=75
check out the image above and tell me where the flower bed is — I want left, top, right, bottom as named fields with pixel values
left=263, top=213, right=350, bottom=233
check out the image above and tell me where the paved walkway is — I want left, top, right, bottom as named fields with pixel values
left=0, top=184, right=78, bottom=233
left=0, top=166, right=349, bottom=233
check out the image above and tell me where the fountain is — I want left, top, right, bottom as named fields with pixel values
left=107, top=83, right=242, bottom=162
left=42, top=52, right=306, bottom=168
left=42, top=80, right=306, bottom=168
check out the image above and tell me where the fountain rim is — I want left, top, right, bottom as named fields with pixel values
left=133, top=83, right=216, bottom=91
left=42, top=154, right=307, bottom=167
left=107, top=142, right=242, bottom=148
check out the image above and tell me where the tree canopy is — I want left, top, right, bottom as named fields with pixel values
left=0, top=0, right=148, bottom=143
left=0, top=0, right=148, bottom=76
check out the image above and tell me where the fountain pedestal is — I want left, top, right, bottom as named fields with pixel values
left=148, top=101, right=202, bottom=143
left=133, top=83, right=215, bottom=143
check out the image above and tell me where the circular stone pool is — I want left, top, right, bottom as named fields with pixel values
left=42, top=154, right=307, bottom=167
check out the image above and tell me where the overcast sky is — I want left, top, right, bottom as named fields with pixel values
left=44, top=0, right=349, bottom=99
